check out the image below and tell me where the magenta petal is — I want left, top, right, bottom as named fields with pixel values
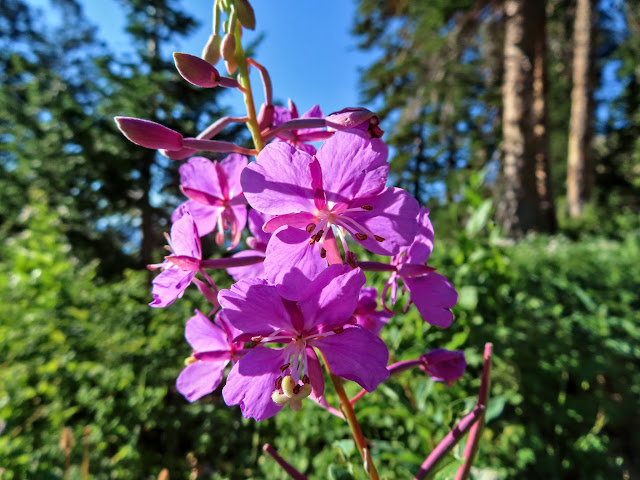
left=177, top=360, right=228, bottom=402
left=404, top=206, right=434, bottom=265
left=227, top=249, right=266, bottom=281
left=247, top=209, right=273, bottom=246
left=263, top=227, right=327, bottom=301
left=315, top=130, right=389, bottom=204
left=149, top=268, right=196, bottom=308
left=222, top=347, right=285, bottom=421
left=168, top=210, right=202, bottom=257
left=241, top=142, right=315, bottom=215
left=263, top=212, right=317, bottom=233
left=173, top=201, right=223, bottom=238
left=297, top=265, right=365, bottom=331
left=306, top=347, right=325, bottom=399
left=403, top=273, right=457, bottom=328
left=185, top=310, right=229, bottom=352
left=179, top=156, right=224, bottom=200
left=219, top=153, right=248, bottom=198
left=310, top=327, right=389, bottom=392
left=344, top=187, right=420, bottom=256
left=218, top=279, right=293, bottom=335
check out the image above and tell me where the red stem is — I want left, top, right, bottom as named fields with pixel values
left=454, top=343, right=493, bottom=480
left=263, top=444, right=308, bottom=480
left=413, top=405, right=485, bottom=480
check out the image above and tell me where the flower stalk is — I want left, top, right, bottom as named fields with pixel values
left=263, top=444, right=308, bottom=480
left=455, top=342, right=493, bottom=480
left=320, top=352, right=380, bottom=480
left=233, top=20, right=264, bottom=152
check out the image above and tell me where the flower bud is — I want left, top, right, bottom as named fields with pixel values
left=419, top=349, right=467, bottom=386
left=234, top=0, right=256, bottom=30
left=221, top=32, right=237, bottom=75
left=114, top=116, right=184, bottom=150
left=325, top=107, right=384, bottom=138
left=173, top=52, right=221, bottom=88
left=257, top=103, right=274, bottom=130
left=202, top=34, right=222, bottom=65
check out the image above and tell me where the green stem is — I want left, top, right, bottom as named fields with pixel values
left=320, top=352, right=380, bottom=480
left=234, top=21, right=264, bottom=152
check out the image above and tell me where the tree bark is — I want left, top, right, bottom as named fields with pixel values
left=567, top=0, right=595, bottom=217
left=498, top=0, right=554, bottom=236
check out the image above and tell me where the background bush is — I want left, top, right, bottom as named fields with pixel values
left=2, top=194, right=639, bottom=479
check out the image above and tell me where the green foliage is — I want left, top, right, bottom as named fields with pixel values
left=0, top=191, right=277, bottom=479
left=3, top=192, right=638, bottom=478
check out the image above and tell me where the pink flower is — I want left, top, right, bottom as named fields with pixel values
left=241, top=130, right=419, bottom=289
left=218, top=265, right=389, bottom=421
left=384, top=207, right=457, bottom=328
left=177, top=310, right=248, bottom=401
left=272, top=100, right=325, bottom=154
left=420, top=349, right=467, bottom=386
left=353, top=287, right=392, bottom=335
left=172, top=154, right=248, bottom=249
left=148, top=210, right=203, bottom=308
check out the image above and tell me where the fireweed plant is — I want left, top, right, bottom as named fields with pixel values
left=115, top=1, right=493, bottom=478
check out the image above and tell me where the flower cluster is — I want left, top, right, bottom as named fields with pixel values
left=114, top=1, right=465, bottom=426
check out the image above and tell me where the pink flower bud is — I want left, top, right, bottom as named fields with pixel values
left=257, top=103, right=274, bottom=130
left=114, top=116, right=184, bottom=150
left=202, top=34, right=222, bottom=65
left=173, top=52, right=221, bottom=88
left=420, top=349, right=467, bottom=387
left=325, top=107, right=384, bottom=138
left=221, top=32, right=237, bottom=74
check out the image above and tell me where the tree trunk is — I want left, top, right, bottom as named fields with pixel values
left=498, top=0, right=554, bottom=236
left=532, top=0, right=557, bottom=232
left=567, top=0, right=595, bottom=217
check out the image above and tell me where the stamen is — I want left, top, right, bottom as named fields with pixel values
left=361, top=204, right=373, bottom=210
left=293, top=385, right=301, bottom=395
left=251, top=335, right=263, bottom=343
left=354, top=233, right=367, bottom=241
left=302, top=374, right=310, bottom=384
left=346, top=251, right=359, bottom=268
left=333, top=327, right=344, bottom=334
left=280, top=363, right=290, bottom=372
left=320, top=248, right=327, bottom=258
left=374, top=235, right=385, bottom=243
left=274, top=376, right=283, bottom=390
left=306, top=223, right=316, bottom=233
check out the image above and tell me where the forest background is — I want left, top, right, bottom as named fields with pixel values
left=1, top=0, right=639, bottom=479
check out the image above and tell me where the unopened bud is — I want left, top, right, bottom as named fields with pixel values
left=173, top=52, right=221, bottom=88
left=234, top=0, right=256, bottom=30
left=115, top=117, right=184, bottom=151
left=221, top=33, right=237, bottom=75
left=202, top=34, right=222, bottom=65
left=257, top=103, right=275, bottom=130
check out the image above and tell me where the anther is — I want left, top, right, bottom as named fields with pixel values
left=251, top=335, right=263, bottom=343
left=315, top=229, right=324, bottom=240
left=346, top=251, right=359, bottom=268
left=293, top=385, right=301, bottom=395
left=355, top=233, right=367, bottom=241
left=302, top=374, right=310, bottom=384
left=274, top=376, right=283, bottom=390
left=306, top=223, right=316, bottom=233
left=280, top=363, right=290, bottom=372
left=374, top=235, right=385, bottom=243
left=361, top=204, right=373, bottom=211
left=333, top=327, right=344, bottom=334
left=320, top=248, right=327, bottom=258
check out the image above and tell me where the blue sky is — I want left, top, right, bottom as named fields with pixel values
left=77, top=0, right=377, bottom=118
